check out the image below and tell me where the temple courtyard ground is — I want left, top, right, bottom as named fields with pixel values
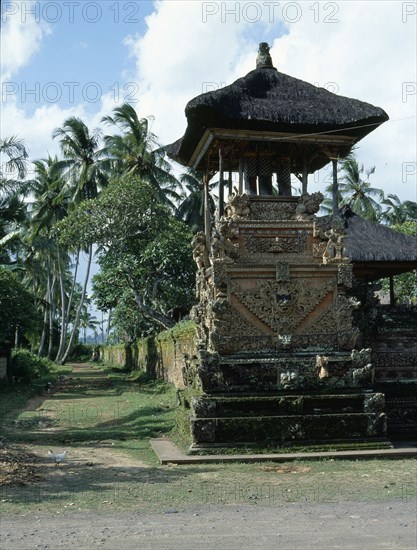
left=1, top=364, right=416, bottom=549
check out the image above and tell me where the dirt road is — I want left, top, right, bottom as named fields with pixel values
left=2, top=499, right=416, bottom=550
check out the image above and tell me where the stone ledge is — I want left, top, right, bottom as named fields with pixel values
left=150, top=438, right=417, bottom=465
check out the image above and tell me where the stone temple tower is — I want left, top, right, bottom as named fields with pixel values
left=166, top=44, right=417, bottom=449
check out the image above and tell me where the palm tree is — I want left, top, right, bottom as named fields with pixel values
left=29, top=156, right=72, bottom=358
left=79, top=306, right=99, bottom=344
left=52, top=117, right=105, bottom=363
left=0, top=135, right=29, bottom=182
left=381, top=194, right=417, bottom=224
left=52, top=117, right=107, bottom=201
left=338, top=157, right=384, bottom=221
left=0, top=136, right=31, bottom=263
left=101, top=103, right=180, bottom=207
left=176, top=169, right=216, bottom=233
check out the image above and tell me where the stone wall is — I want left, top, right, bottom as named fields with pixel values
left=100, top=321, right=197, bottom=387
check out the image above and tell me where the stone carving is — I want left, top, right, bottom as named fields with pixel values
left=276, top=261, right=290, bottom=282
left=315, top=355, right=330, bottom=379
left=211, top=218, right=239, bottom=262
left=323, top=220, right=349, bottom=264
left=364, top=393, right=385, bottom=414
left=351, top=347, right=372, bottom=369
left=351, top=348, right=374, bottom=385
left=231, top=278, right=334, bottom=333
left=224, top=193, right=251, bottom=220
left=367, top=412, right=387, bottom=436
left=295, top=192, right=324, bottom=220
left=338, top=263, right=353, bottom=288
left=211, top=262, right=229, bottom=287
left=279, top=369, right=299, bottom=389
left=250, top=201, right=297, bottom=221
left=182, top=354, right=199, bottom=388
left=244, top=232, right=307, bottom=254
left=192, top=232, right=210, bottom=271
left=256, top=42, right=273, bottom=68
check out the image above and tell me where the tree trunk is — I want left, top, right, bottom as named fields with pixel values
left=60, top=244, right=93, bottom=364
left=38, top=290, right=49, bottom=356
left=56, top=249, right=79, bottom=362
left=106, top=308, right=112, bottom=343
left=39, top=259, right=52, bottom=356
left=131, top=285, right=175, bottom=330
left=47, top=276, right=56, bottom=360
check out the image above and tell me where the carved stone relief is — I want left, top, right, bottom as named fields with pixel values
left=231, top=278, right=334, bottom=334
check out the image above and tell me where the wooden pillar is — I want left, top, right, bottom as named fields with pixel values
left=238, top=157, right=243, bottom=194
left=204, top=170, right=211, bottom=246
left=228, top=171, right=233, bottom=195
left=302, top=157, right=308, bottom=195
left=389, top=275, right=396, bottom=306
left=218, top=147, right=224, bottom=217
left=332, top=158, right=339, bottom=216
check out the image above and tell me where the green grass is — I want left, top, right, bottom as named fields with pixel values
left=1, top=364, right=177, bottom=464
left=0, top=362, right=415, bottom=515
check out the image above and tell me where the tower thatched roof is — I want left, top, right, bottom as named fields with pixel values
left=167, top=66, right=388, bottom=167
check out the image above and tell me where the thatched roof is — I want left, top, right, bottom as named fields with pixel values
left=167, top=66, right=388, bottom=167
left=344, top=214, right=417, bottom=263
left=319, top=210, right=417, bottom=279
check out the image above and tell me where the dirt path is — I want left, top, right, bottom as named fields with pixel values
left=1, top=500, right=416, bottom=549
left=2, top=364, right=416, bottom=549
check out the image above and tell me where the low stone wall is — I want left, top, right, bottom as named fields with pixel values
left=154, top=322, right=197, bottom=388
left=100, top=321, right=197, bottom=388
left=101, top=345, right=128, bottom=368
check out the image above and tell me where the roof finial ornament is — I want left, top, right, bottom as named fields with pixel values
left=256, top=42, right=274, bottom=69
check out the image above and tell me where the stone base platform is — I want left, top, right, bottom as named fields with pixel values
left=190, top=391, right=386, bottom=446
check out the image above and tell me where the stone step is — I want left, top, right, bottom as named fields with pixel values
left=190, top=412, right=386, bottom=445
left=191, top=393, right=377, bottom=418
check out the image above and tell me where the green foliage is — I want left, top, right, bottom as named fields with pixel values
left=11, top=349, right=54, bottom=383
left=68, top=343, right=94, bottom=362
left=0, top=267, right=40, bottom=345
left=381, top=221, right=417, bottom=303
left=57, top=174, right=196, bottom=335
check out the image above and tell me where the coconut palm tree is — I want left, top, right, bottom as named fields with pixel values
left=52, top=117, right=107, bottom=201
left=29, top=156, right=72, bottom=358
left=381, top=194, right=417, bottom=225
left=338, top=157, right=384, bottom=221
left=101, top=103, right=180, bottom=207
left=52, top=117, right=106, bottom=363
left=0, top=136, right=32, bottom=263
left=176, top=169, right=216, bottom=233
left=0, top=135, right=29, bottom=182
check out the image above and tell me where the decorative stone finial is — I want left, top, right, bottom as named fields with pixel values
left=256, top=42, right=274, bottom=69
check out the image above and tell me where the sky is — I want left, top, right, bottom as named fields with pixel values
left=1, top=0, right=416, bottom=200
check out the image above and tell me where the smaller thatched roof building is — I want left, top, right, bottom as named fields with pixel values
left=321, top=210, right=417, bottom=280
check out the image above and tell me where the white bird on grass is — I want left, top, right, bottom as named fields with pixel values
left=48, top=449, right=68, bottom=466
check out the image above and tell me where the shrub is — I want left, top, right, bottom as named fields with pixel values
left=11, top=349, right=54, bottom=383
left=68, top=343, right=93, bottom=362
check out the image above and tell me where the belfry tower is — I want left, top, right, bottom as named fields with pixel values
left=167, top=44, right=417, bottom=448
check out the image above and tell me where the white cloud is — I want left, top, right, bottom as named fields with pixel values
left=0, top=1, right=51, bottom=82
left=1, top=1, right=415, bottom=202
left=125, top=0, right=416, bottom=201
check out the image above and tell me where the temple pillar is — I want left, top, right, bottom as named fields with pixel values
left=331, top=158, right=339, bottom=216
left=277, top=157, right=292, bottom=196
left=218, top=147, right=225, bottom=216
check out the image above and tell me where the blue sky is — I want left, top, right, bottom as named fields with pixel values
left=2, top=1, right=155, bottom=114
